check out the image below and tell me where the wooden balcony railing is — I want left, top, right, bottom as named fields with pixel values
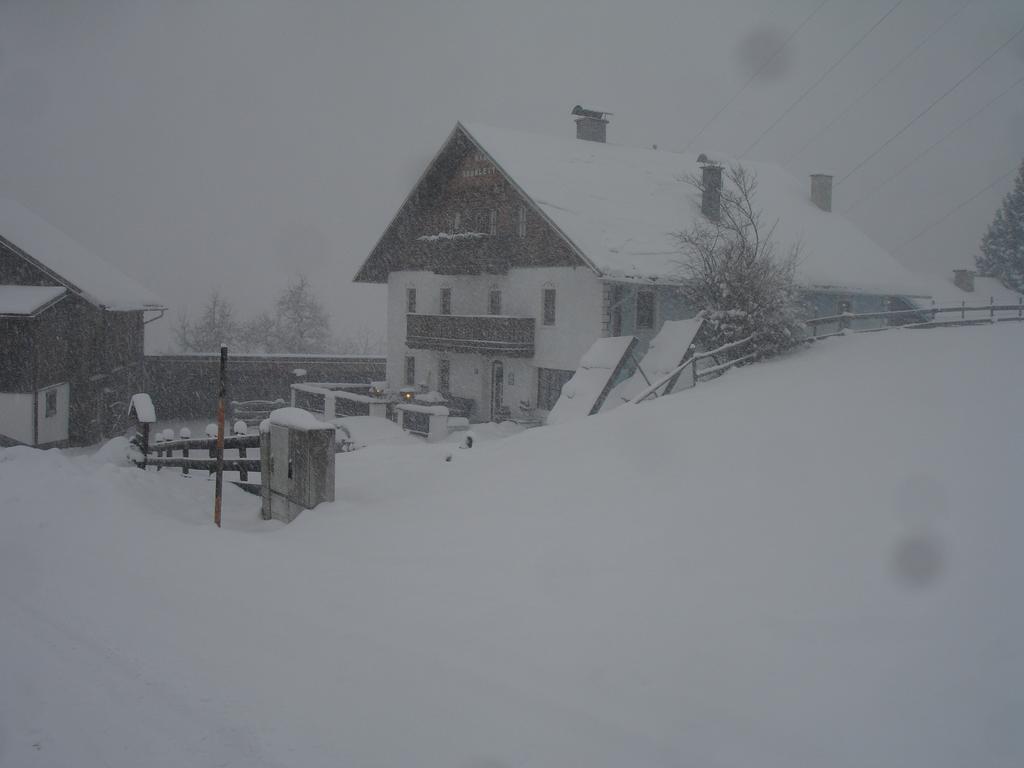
left=406, top=313, right=535, bottom=357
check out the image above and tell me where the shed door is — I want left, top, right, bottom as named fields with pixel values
left=36, top=383, right=70, bottom=445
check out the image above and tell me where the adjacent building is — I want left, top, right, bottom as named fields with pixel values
left=0, top=200, right=164, bottom=447
left=355, top=111, right=936, bottom=422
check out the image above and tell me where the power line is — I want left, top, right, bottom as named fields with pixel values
left=844, top=73, right=1024, bottom=214
left=787, top=0, right=974, bottom=164
left=836, top=21, right=1024, bottom=185
left=739, top=0, right=908, bottom=158
left=893, top=168, right=1016, bottom=253
left=682, top=0, right=831, bottom=153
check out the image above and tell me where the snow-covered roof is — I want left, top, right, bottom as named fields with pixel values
left=0, top=199, right=164, bottom=311
left=0, top=285, right=67, bottom=316
left=460, top=123, right=934, bottom=296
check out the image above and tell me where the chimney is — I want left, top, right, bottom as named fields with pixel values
left=571, top=104, right=609, bottom=143
left=953, top=269, right=975, bottom=292
left=810, top=174, right=833, bottom=212
left=699, top=157, right=723, bottom=221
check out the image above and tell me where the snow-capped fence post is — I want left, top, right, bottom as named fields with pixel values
left=128, top=394, right=157, bottom=468
left=214, top=344, right=228, bottom=529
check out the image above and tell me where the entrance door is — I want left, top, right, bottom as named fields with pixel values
left=490, top=360, right=504, bottom=421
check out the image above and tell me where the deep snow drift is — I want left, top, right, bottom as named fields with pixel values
left=1, top=325, right=1021, bottom=767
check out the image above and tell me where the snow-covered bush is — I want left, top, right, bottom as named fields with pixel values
left=674, top=164, right=804, bottom=360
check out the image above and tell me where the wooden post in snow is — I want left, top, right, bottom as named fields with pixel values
left=180, top=427, right=191, bottom=476
left=214, top=344, right=228, bottom=528
left=234, top=420, right=248, bottom=482
left=140, top=422, right=150, bottom=468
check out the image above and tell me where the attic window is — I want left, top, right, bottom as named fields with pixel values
left=516, top=205, right=527, bottom=238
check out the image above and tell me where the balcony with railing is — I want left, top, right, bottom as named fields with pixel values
left=406, top=313, right=535, bottom=357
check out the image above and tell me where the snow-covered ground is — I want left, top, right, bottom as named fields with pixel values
left=1, top=325, right=1022, bottom=768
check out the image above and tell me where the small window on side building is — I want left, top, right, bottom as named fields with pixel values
left=440, top=287, right=452, bottom=315
left=488, top=289, right=502, bottom=316
left=406, top=287, right=417, bottom=314
left=637, top=290, right=655, bottom=329
left=45, top=389, right=58, bottom=418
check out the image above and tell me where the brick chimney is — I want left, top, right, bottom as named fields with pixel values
left=953, top=269, right=975, bottom=292
left=810, top=174, right=833, bottom=212
left=699, top=157, right=723, bottom=221
left=571, top=105, right=609, bottom=143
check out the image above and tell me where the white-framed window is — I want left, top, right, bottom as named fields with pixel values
left=489, top=209, right=497, bottom=235
left=516, top=205, right=527, bottom=237
left=542, top=286, right=556, bottom=326
left=438, top=358, right=450, bottom=394
left=404, top=356, right=416, bottom=386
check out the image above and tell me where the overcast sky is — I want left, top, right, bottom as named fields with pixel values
left=2, top=0, right=1022, bottom=350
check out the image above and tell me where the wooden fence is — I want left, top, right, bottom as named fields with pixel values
left=805, top=298, right=1024, bottom=337
left=131, top=420, right=359, bottom=493
left=631, top=334, right=758, bottom=404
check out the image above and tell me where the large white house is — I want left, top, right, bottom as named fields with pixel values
left=354, top=111, right=935, bottom=422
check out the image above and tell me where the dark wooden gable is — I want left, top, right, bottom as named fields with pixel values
left=353, top=124, right=592, bottom=283
left=0, top=240, right=63, bottom=288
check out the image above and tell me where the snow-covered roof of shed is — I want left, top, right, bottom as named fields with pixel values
left=0, top=199, right=164, bottom=311
left=0, top=285, right=67, bottom=316
left=460, top=123, right=933, bottom=296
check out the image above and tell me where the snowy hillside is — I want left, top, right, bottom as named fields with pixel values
left=1, top=325, right=1022, bottom=768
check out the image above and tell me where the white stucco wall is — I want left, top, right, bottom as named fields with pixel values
left=0, top=392, right=35, bottom=444
left=384, top=266, right=605, bottom=402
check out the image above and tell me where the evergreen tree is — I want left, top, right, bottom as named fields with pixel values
left=977, top=159, right=1024, bottom=292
